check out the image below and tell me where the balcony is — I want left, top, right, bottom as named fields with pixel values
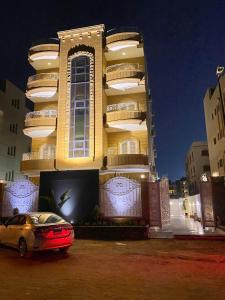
left=23, top=110, right=57, bottom=138
left=107, top=154, right=148, bottom=168
left=105, top=27, right=143, bottom=61
left=105, top=63, right=145, bottom=95
left=106, top=109, right=146, bottom=132
left=26, top=73, right=58, bottom=102
left=29, top=38, right=59, bottom=70
left=21, top=152, right=55, bottom=175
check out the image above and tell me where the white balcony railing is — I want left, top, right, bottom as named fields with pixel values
left=22, top=152, right=55, bottom=161
left=107, top=103, right=138, bottom=112
left=25, top=110, right=57, bottom=120
left=27, top=73, right=58, bottom=83
left=106, top=63, right=143, bottom=74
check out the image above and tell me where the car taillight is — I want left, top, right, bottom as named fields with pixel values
left=34, top=228, right=51, bottom=238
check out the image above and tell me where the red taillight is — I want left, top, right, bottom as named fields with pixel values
left=34, top=225, right=74, bottom=239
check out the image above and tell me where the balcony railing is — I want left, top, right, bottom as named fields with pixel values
left=107, top=154, right=148, bottom=167
left=29, top=38, right=59, bottom=56
left=106, top=110, right=145, bottom=123
left=106, top=63, right=144, bottom=82
left=25, top=110, right=57, bottom=120
left=28, top=73, right=58, bottom=83
left=22, top=152, right=55, bottom=161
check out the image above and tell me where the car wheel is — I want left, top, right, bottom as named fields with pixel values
left=59, top=247, right=69, bottom=254
left=18, top=239, right=31, bottom=258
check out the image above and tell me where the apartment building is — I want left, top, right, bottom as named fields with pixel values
left=21, top=25, right=156, bottom=190
left=0, top=80, right=30, bottom=182
left=204, top=73, right=225, bottom=177
left=185, top=141, right=210, bottom=195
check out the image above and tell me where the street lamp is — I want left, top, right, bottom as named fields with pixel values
left=216, top=65, right=225, bottom=126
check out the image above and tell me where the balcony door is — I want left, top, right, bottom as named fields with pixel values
left=119, top=139, right=139, bottom=154
left=40, top=144, right=55, bottom=159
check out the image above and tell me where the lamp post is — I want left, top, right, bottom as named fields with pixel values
left=216, top=66, right=225, bottom=128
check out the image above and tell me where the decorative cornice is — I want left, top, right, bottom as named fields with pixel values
left=58, top=24, right=105, bottom=40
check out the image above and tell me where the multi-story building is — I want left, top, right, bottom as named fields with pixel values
left=0, top=80, right=31, bottom=182
left=21, top=25, right=156, bottom=190
left=204, top=73, right=225, bottom=177
left=185, top=141, right=210, bottom=195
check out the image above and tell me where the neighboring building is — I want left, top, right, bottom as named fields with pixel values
left=21, top=24, right=156, bottom=187
left=185, top=141, right=210, bottom=195
left=204, top=74, right=225, bottom=177
left=0, top=80, right=31, bottom=182
left=169, top=177, right=188, bottom=198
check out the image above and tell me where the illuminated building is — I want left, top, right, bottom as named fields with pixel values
left=21, top=25, right=157, bottom=220
left=0, top=80, right=30, bottom=182
left=204, top=73, right=225, bottom=178
left=185, top=141, right=210, bottom=195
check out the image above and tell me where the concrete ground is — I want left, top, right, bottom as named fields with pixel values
left=1, top=240, right=225, bottom=300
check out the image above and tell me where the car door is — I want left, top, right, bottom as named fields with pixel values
left=1, top=216, right=20, bottom=246
left=7, top=215, right=27, bottom=247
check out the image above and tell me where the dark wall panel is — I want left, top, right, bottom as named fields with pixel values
left=39, top=170, right=99, bottom=223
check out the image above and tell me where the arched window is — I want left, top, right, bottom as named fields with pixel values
left=39, top=144, right=55, bottom=159
left=69, top=55, right=90, bottom=158
left=119, top=139, right=139, bottom=154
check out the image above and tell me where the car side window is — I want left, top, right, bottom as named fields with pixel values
left=7, top=216, right=20, bottom=225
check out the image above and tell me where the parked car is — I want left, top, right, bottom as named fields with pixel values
left=0, top=212, right=74, bottom=257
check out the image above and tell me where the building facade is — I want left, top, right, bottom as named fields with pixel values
left=204, top=74, right=225, bottom=177
left=0, top=80, right=31, bottom=182
left=185, top=141, right=210, bottom=195
left=20, top=25, right=157, bottom=221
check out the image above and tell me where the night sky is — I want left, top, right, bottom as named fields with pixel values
left=1, top=0, right=225, bottom=180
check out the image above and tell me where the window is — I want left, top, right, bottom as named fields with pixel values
left=9, top=124, right=18, bottom=134
left=39, top=144, right=55, bottom=159
left=201, top=149, right=209, bottom=156
left=11, top=99, right=20, bottom=109
left=214, top=137, right=217, bottom=145
left=219, top=159, right=223, bottom=168
left=212, top=113, right=214, bottom=120
left=7, top=146, right=16, bottom=156
left=119, top=139, right=139, bottom=154
left=69, top=56, right=90, bottom=158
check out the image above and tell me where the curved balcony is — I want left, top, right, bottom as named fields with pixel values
left=107, top=154, right=148, bottom=168
left=106, top=64, right=144, bottom=93
left=106, top=110, right=146, bottom=132
left=26, top=73, right=58, bottom=102
left=29, top=38, right=59, bottom=70
left=21, top=152, right=55, bottom=175
left=23, top=110, right=57, bottom=138
left=106, top=28, right=141, bottom=52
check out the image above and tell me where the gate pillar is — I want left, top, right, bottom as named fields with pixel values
left=200, top=181, right=215, bottom=229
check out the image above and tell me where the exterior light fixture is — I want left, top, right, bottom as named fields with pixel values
left=122, top=52, right=126, bottom=56
left=140, top=174, right=146, bottom=179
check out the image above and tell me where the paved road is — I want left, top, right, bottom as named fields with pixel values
left=1, top=239, right=225, bottom=300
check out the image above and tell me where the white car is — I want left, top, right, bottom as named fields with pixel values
left=0, top=212, right=74, bottom=257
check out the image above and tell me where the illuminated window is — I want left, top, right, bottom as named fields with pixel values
left=69, top=56, right=90, bottom=157
left=119, top=139, right=139, bottom=154
left=40, top=144, right=55, bottom=159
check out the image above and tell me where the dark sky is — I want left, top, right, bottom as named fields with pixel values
left=1, top=0, right=225, bottom=180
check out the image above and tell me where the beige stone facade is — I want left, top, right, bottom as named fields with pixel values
left=204, top=74, right=225, bottom=177
left=21, top=25, right=156, bottom=183
left=185, top=141, right=210, bottom=195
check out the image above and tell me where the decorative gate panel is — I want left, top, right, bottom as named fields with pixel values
left=100, top=176, right=142, bottom=217
left=2, top=179, right=39, bottom=217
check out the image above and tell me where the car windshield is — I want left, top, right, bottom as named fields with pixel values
left=30, top=214, right=64, bottom=225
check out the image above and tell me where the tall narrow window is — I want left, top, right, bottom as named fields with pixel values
left=69, top=56, right=90, bottom=157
